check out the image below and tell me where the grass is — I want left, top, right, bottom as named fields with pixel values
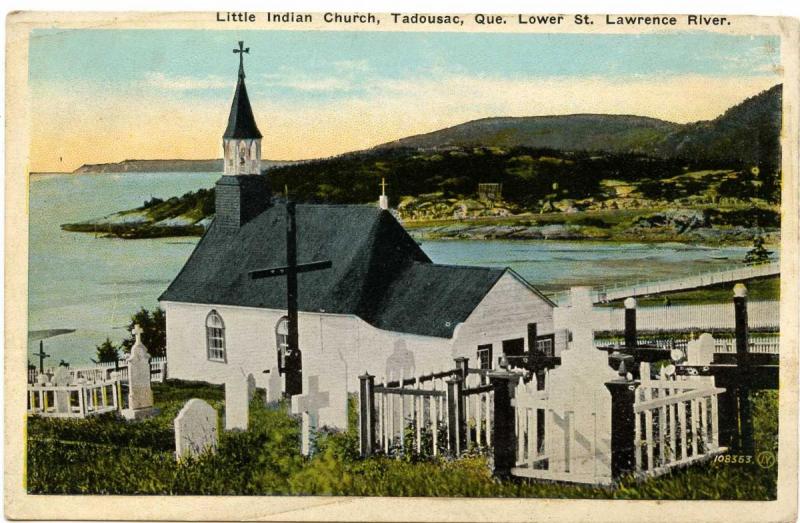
left=26, top=380, right=778, bottom=499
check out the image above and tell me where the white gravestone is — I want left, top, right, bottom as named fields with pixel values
left=292, top=375, right=332, bottom=455
left=265, top=366, right=283, bottom=404
left=174, top=399, right=219, bottom=460
left=292, top=356, right=348, bottom=430
left=686, top=333, right=715, bottom=366
left=545, top=286, right=618, bottom=484
left=122, top=325, right=157, bottom=420
left=225, top=368, right=250, bottom=431
left=53, top=366, right=72, bottom=414
left=247, top=373, right=257, bottom=402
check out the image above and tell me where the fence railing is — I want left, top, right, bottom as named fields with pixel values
left=713, top=337, right=780, bottom=354
left=581, top=300, right=779, bottom=332
left=550, top=260, right=779, bottom=305
left=632, top=362, right=725, bottom=476
left=595, top=335, right=779, bottom=355
left=28, top=356, right=168, bottom=385
left=28, top=377, right=122, bottom=418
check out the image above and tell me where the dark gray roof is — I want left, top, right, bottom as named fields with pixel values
left=159, top=203, right=531, bottom=338
left=223, top=75, right=262, bottom=139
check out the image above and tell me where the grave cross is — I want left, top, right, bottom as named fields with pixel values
left=233, top=41, right=249, bottom=78
left=248, top=201, right=332, bottom=397
left=33, top=340, right=50, bottom=373
left=132, top=324, right=144, bottom=345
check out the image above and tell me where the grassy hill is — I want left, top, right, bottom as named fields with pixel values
left=375, top=84, right=781, bottom=170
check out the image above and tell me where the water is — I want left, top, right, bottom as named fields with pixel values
left=28, top=172, right=757, bottom=366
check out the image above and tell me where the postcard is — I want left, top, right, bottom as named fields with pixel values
left=4, top=10, right=798, bottom=522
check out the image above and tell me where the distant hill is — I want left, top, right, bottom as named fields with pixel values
left=377, top=114, right=680, bottom=155
left=72, top=158, right=302, bottom=174
left=375, top=85, right=782, bottom=167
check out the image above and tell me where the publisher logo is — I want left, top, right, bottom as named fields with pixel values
left=756, top=451, right=776, bottom=469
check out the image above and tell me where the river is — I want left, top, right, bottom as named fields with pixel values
left=28, top=172, right=756, bottom=366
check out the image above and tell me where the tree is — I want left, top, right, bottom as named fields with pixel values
left=744, top=237, right=773, bottom=264
left=95, top=338, right=119, bottom=363
left=121, top=307, right=166, bottom=357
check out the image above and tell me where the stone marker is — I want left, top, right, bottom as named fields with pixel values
left=53, top=366, right=72, bottom=414
left=174, top=399, right=218, bottom=460
left=121, top=325, right=157, bottom=420
left=225, top=368, right=250, bottom=431
left=686, top=333, right=715, bottom=366
left=247, top=373, right=257, bottom=402
left=265, top=366, right=283, bottom=403
left=301, top=412, right=314, bottom=456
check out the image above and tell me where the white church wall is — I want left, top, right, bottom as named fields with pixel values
left=452, top=272, right=555, bottom=368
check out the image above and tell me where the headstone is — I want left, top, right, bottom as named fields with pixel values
left=545, top=286, right=618, bottom=483
left=225, top=368, right=249, bottom=431
left=301, top=412, right=314, bottom=456
left=265, top=366, right=283, bottom=403
left=686, top=333, right=715, bottom=366
left=53, top=366, right=72, bottom=414
left=174, top=399, right=218, bottom=460
left=247, top=373, right=257, bottom=402
left=121, top=325, right=157, bottom=420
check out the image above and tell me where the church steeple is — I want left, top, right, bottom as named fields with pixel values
left=216, top=41, right=271, bottom=230
left=223, top=41, right=262, bottom=175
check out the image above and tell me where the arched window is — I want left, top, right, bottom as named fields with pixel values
left=275, top=316, right=289, bottom=373
left=206, top=310, right=226, bottom=362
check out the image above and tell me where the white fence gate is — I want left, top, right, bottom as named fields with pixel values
left=632, top=362, right=726, bottom=476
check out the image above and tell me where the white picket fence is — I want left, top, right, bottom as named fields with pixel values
left=633, top=362, right=725, bottom=476
left=32, top=356, right=168, bottom=384
left=713, top=336, right=780, bottom=354
left=511, top=362, right=725, bottom=483
left=586, top=300, right=779, bottom=332
left=28, top=377, right=122, bottom=418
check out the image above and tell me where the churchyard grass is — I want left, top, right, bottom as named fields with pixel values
left=26, top=381, right=777, bottom=499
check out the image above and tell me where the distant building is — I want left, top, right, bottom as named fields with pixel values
left=478, top=183, right=503, bottom=202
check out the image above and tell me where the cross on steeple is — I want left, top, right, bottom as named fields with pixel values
left=233, top=41, right=249, bottom=78
left=380, top=178, right=387, bottom=196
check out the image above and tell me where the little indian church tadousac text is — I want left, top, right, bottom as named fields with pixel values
left=159, top=43, right=560, bottom=429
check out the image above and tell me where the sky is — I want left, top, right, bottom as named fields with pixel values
left=28, top=29, right=782, bottom=172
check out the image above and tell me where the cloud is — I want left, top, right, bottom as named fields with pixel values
left=260, top=72, right=355, bottom=93
left=143, top=72, right=229, bottom=91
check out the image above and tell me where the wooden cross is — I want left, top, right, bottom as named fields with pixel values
left=33, top=340, right=50, bottom=373
left=233, top=41, right=249, bottom=77
left=248, top=201, right=332, bottom=397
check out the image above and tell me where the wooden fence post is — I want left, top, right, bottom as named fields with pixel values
left=359, top=373, right=376, bottom=457
left=605, top=378, right=641, bottom=479
left=733, top=283, right=754, bottom=454
left=488, top=369, right=518, bottom=478
left=624, top=297, right=637, bottom=350
left=446, top=376, right=465, bottom=455
left=454, top=357, right=469, bottom=381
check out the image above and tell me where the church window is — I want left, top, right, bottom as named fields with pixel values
left=275, top=316, right=289, bottom=372
left=477, top=344, right=493, bottom=370
left=206, top=310, right=226, bottom=362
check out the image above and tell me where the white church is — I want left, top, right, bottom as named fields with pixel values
left=159, top=44, right=560, bottom=428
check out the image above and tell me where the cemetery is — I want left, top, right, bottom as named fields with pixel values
left=25, top=283, right=779, bottom=499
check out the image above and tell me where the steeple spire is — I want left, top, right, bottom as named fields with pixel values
left=234, top=40, right=248, bottom=79
left=224, top=41, right=262, bottom=140
left=222, top=41, right=263, bottom=176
